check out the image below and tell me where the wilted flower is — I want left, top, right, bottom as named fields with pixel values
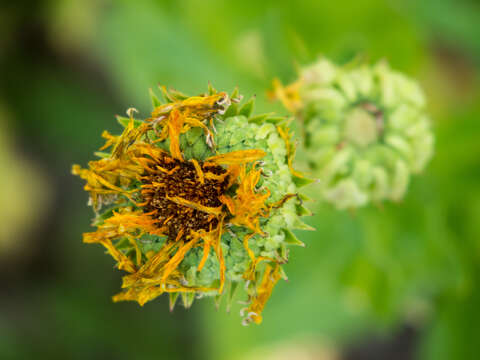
left=73, top=85, right=311, bottom=324
left=272, top=58, right=434, bottom=209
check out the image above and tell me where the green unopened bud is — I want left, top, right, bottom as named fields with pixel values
left=274, top=58, right=434, bottom=209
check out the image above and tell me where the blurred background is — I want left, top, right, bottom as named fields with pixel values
left=1, top=0, right=479, bottom=359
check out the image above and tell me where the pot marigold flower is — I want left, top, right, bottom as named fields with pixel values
left=271, top=58, right=434, bottom=209
left=73, top=85, right=312, bottom=324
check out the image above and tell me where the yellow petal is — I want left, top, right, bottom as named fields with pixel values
left=206, top=149, right=266, bottom=165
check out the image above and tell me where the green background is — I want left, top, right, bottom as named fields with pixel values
left=1, top=0, right=479, bottom=359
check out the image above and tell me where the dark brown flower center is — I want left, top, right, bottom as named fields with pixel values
left=141, top=154, right=229, bottom=241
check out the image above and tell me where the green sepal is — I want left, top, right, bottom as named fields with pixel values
left=292, top=217, right=315, bottom=231
left=226, top=281, right=239, bottom=313
left=279, top=267, right=288, bottom=281
left=230, top=87, right=239, bottom=100
left=208, top=82, right=217, bottom=95
left=94, top=151, right=111, bottom=159
left=282, top=229, right=305, bottom=247
left=279, top=243, right=288, bottom=261
left=295, top=203, right=312, bottom=216
left=238, top=96, right=255, bottom=118
left=116, top=116, right=144, bottom=128
left=248, top=112, right=274, bottom=125
left=149, top=88, right=162, bottom=108
left=292, top=174, right=315, bottom=188
left=113, top=237, right=130, bottom=250
left=298, top=193, right=312, bottom=202
left=223, top=102, right=238, bottom=118
left=169, top=292, right=180, bottom=312
left=181, top=292, right=195, bottom=309
left=168, top=89, right=189, bottom=101
left=214, top=294, right=222, bottom=310
left=264, top=116, right=285, bottom=125
left=160, top=86, right=174, bottom=103
left=93, top=205, right=123, bottom=226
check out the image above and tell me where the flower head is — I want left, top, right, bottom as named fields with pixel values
left=272, top=58, right=434, bottom=209
left=73, top=85, right=311, bottom=324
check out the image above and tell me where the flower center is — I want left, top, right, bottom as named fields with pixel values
left=140, top=153, right=229, bottom=241
left=344, top=103, right=384, bottom=148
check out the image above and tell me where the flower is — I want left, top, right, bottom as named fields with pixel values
left=271, top=58, right=434, bottom=209
left=73, top=85, right=311, bottom=324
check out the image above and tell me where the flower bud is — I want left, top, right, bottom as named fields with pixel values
left=272, top=58, right=434, bottom=209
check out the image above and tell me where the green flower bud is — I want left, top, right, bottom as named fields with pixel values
left=273, top=58, right=434, bottom=209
